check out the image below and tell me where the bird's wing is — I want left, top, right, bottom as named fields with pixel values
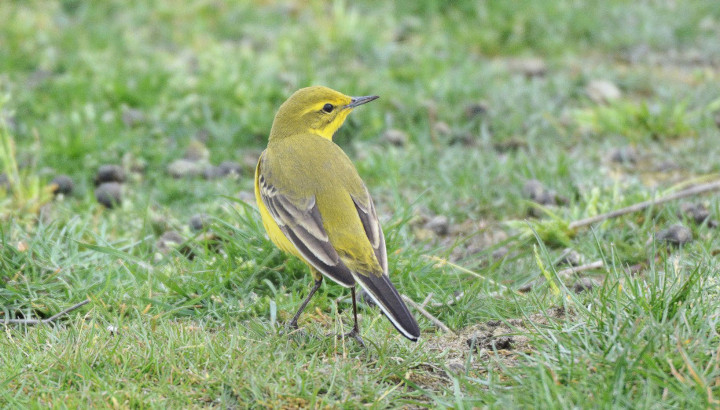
left=350, top=188, right=388, bottom=273
left=348, top=188, right=420, bottom=341
left=257, top=168, right=355, bottom=287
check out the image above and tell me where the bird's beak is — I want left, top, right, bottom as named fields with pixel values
left=346, top=95, right=379, bottom=109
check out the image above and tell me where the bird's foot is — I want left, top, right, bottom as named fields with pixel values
left=337, top=328, right=366, bottom=348
left=280, top=320, right=307, bottom=338
left=286, top=319, right=299, bottom=331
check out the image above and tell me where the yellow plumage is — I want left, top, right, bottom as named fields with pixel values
left=254, top=86, right=420, bottom=343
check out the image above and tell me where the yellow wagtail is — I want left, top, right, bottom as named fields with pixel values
left=254, top=86, right=420, bottom=344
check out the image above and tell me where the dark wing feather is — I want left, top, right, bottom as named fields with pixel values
left=351, top=189, right=388, bottom=273
left=350, top=188, right=420, bottom=341
left=258, top=172, right=355, bottom=287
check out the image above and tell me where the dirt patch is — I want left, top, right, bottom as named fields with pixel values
left=419, top=307, right=568, bottom=380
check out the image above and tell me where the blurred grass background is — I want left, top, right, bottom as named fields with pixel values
left=2, top=0, right=720, bottom=407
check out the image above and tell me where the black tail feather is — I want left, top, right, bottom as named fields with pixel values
left=353, top=272, right=420, bottom=341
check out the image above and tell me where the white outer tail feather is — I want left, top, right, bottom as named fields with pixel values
left=351, top=273, right=419, bottom=341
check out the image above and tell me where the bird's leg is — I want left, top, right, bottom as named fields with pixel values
left=339, top=287, right=365, bottom=347
left=287, top=278, right=323, bottom=330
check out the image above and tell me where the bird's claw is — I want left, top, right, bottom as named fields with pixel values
left=337, top=328, right=366, bottom=348
left=280, top=321, right=307, bottom=338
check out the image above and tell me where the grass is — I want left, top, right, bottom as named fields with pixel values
left=2, top=0, right=720, bottom=407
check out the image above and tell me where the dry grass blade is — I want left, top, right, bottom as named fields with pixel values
left=557, top=260, right=605, bottom=280
left=401, top=294, right=456, bottom=336
left=425, top=255, right=523, bottom=296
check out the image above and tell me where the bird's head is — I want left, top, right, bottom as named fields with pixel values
left=269, top=86, right=378, bottom=141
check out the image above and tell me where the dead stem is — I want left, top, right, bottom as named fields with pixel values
left=569, top=180, right=720, bottom=230
left=402, top=294, right=456, bottom=336
left=2, top=299, right=90, bottom=325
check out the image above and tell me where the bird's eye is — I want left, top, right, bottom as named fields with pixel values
left=322, top=103, right=334, bottom=113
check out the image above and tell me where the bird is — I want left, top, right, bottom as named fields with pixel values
left=254, top=86, right=420, bottom=345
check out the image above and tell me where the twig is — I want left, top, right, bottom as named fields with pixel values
left=2, top=299, right=90, bottom=325
left=568, top=180, right=720, bottom=230
left=557, top=260, right=604, bottom=280
left=402, top=294, right=456, bottom=336
left=420, top=292, right=434, bottom=308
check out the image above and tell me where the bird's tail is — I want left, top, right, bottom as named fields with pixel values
left=353, top=272, right=420, bottom=341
